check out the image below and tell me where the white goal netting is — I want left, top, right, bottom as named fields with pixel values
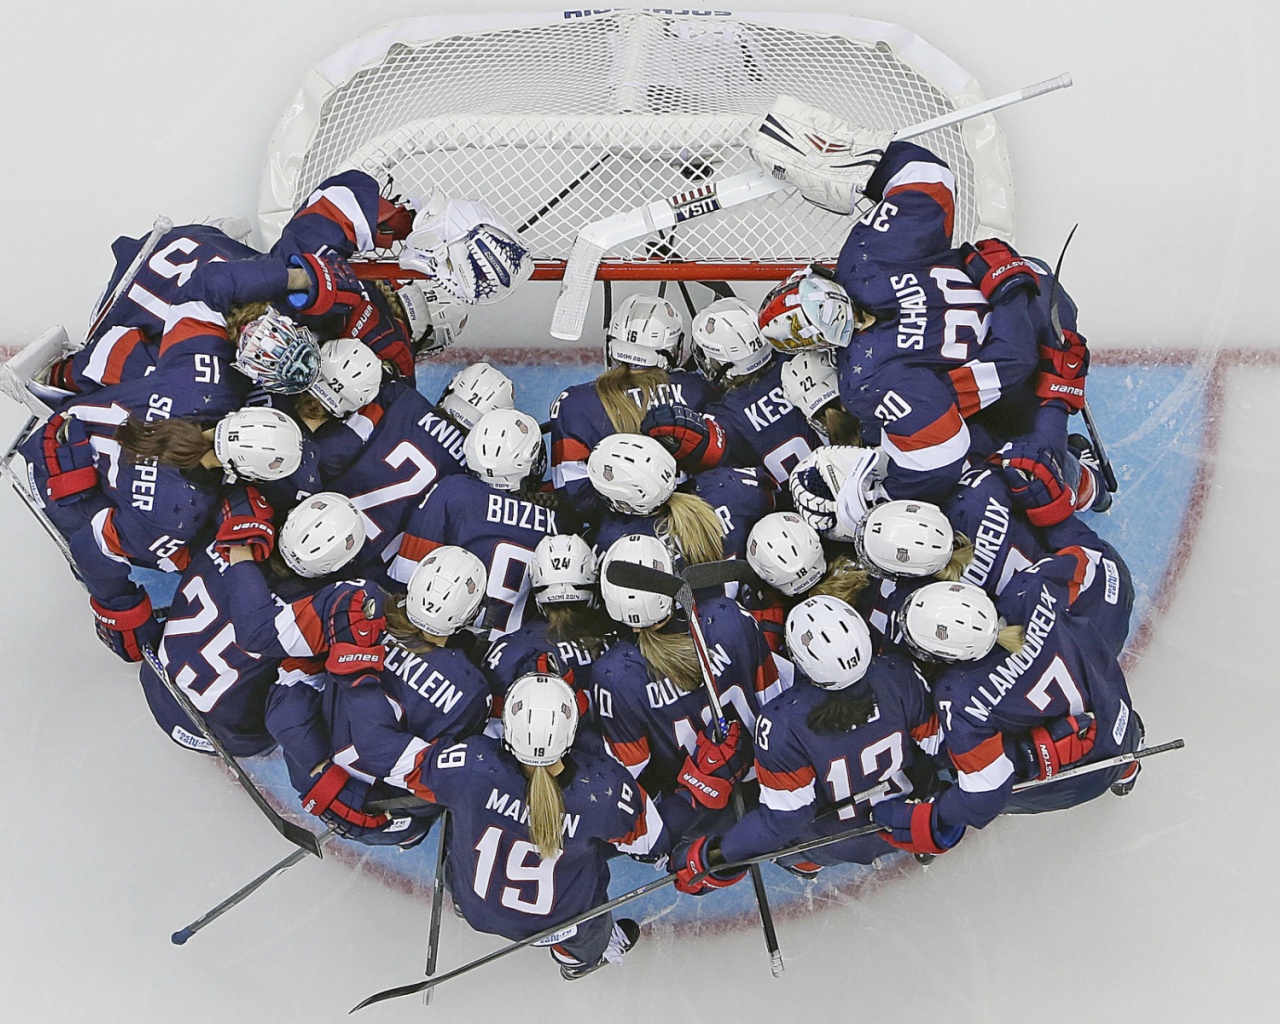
left=260, top=10, right=1015, bottom=272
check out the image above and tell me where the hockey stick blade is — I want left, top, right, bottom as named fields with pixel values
left=605, top=560, right=683, bottom=598
left=548, top=74, right=1072, bottom=341
left=605, top=558, right=758, bottom=597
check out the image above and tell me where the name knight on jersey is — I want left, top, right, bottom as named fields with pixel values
left=415, top=411, right=467, bottom=462
left=485, top=494, right=558, bottom=533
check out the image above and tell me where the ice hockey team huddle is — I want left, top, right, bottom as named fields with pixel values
left=9, top=97, right=1142, bottom=980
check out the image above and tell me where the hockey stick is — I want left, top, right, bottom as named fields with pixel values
left=350, top=791, right=884, bottom=1012
left=1047, top=225, right=1119, bottom=494
left=86, top=215, right=173, bottom=343
left=517, top=154, right=613, bottom=235
left=550, top=73, right=1073, bottom=340
left=605, top=559, right=785, bottom=976
left=171, top=825, right=340, bottom=944
left=422, top=808, right=452, bottom=1006
left=141, top=645, right=325, bottom=858
left=351, top=734, right=1184, bottom=1011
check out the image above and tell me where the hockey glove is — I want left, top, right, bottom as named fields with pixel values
left=41, top=414, right=99, bottom=504
left=399, top=196, right=534, bottom=305
left=741, top=586, right=787, bottom=654
left=674, top=835, right=748, bottom=895
left=640, top=403, right=726, bottom=472
left=301, top=764, right=392, bottom=837
left=994, top=442, right=1077, bottom=527
left=319, top=582, right=386, bottom=676
left=677, top=720, right=749, bottom=810
left=871, top=798, right=964, bottom=857
left=287, top=253, right=367, bottom=317
left=214, top=486, right=276, bottom=563
left=959, top=239, right=1040, bottom=304
left=90, top=593, right=162, bottom=663
left=374, top=195, right=419, bottom=249
left=1022, top=714, right=1097, bottom=780
left=343, top=299, right=414, bottom=379
left=1035, top=330, right=1089, bottom=412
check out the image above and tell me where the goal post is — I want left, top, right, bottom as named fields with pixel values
left=259, top=9, right=1016, bottom=285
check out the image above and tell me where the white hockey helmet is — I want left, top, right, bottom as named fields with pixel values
left=438, top=361, right=516, bottom=431
left=691, top=297, right=772, bottom=383
left=309, top=338, right=382, bottom=417
left=394, top=281, right=469, bottom=356
left=502, top=672, right=580, bottom=767
left=212, top=407, right=303, bottom=482
left=758, top=267, right=856, bottom=353
left=599, top=533, right=675, bottom=629
left=587, top=434, right=676, bottom=516
left=234, top=307, right=322, bottom=394
left=900, top=581, right=1000, bottom=663
left=785, top=595, right=872, bottom=690
left=405, top=545, right=487, bottom=635
left=780, top=349, right=841, bottom=424
left=463, top=408, right=546, bottom=492
left=278, top=492, right=366, bottom=578
left=529, top=534, right=598, bottom=607
left=854, top=500, right=955, bottom=580
left=747, top=512, right=827, bottom=597
left=605, top=293, right=690, bottom=370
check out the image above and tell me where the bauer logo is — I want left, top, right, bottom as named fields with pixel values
left=670, top=185, right=722, bottom=223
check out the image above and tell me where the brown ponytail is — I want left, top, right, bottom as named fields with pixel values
left=545, top=604, right=612, bottom=659
left=816, top=405, right=863, bottom=446
left=595, top=365, right=669, bottom=434
left=114, top=416, right=212, bottom=467
left=526, top=764, right=566, bottom=859
left=225, top=300, right=272, bottom=341
left=806, top=689, right=878, bottom=734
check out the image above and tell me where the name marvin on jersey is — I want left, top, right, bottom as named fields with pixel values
left=964, top=585, right=1058, bottom=723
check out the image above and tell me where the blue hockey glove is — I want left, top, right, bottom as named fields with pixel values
left=994, top=441, right=1076, bottom=527
left=641, top=403, right=726, bottom=472
left=42, top=414, right=99, bottom=504
left=90, top=593, right=163, bottom=663
left=301, top=764, right=392, bottom=837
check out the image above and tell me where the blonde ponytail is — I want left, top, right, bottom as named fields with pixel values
left=595, top=365, right=669, bottom=434
left=637, top=627, right=702, bottom=694
left=934, top=533, right=975, bottom=583
left=659, top=492, right=725, bottom=565
left=811, top=554, right=871, bottom=605
left=526, top=764, right=566, bottom=859
left=996, top=624, right=1026, bottom=654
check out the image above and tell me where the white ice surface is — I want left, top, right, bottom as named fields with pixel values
left=1, top=3, right=1278, bottom=1022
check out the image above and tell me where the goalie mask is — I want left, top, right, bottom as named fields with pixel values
left=212, top=407, right=303, bottom=482
left=587, top=434, right=676, bottom=516
left=599, top=533, right=676, bottom=629
left=785, top=596, right=873, bottom=690
left=853, top=500, right=955, bottom=580
left=393, top=281, right=468, bottom=358
left=234, top=307, right=322, bottom=394
left=310, top=338, right=382, bottom=417
left=691, top=297, right=773, bottom=384
left=438, top=361, right=515, bottom=431
left=530, top=534, right=599, bottom=608
left=405, top=545, right=487, bottom=636
left=502, top=672, right=579, bottom=767
left=605, top=293, right=690, bottom=371
left=759, top=267, right=856, bottom=353
left=747, top=512, right=827, bottom=597
left=463, top=409, right=546, bottom=492
left=900, top=581, right=1000, bottom=663
left=279, top=492, right=365, bottom=578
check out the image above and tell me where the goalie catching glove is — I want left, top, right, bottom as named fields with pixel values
left=399, top=193, right=533, bottom=305
left=789, top=446, right=886, bottom=542
left=749, top=95, right=893, bottom=215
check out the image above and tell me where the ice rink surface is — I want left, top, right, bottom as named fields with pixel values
left=1, top=2, right=1278, bottom=1021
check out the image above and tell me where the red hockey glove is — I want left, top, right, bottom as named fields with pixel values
left=214, top=486, right=276, bottom=563
left=287, top=253, right=368, bottom=317
left=743, top=588, right=787, bottom=654
left=994, top=443, right=1077, bottom=527
left=343, top=299, right=414, bottom=378
left=677, top=720, right=749, bottom=810
left=1025, top=714, right=1097, bottom=780
left=674, top=835, right=747, bottom=895
left=640, top=403, right=726, bottom=472
left=960, top=238, right=1040, bottom=304
left=320, top=582, right=386, bottom=675
left=871, top=799, right=964, bottom=856
left=301, top=764, right=392, bottom=837
left=90, top=593, right=162, bottom=663
left=375, top=196, right=417, bottom=248
left=1035, top=330, right=1089, bottom=412
left=41, top=414, right=99, bottom=504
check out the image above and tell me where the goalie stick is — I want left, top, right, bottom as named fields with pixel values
left=86, top=215, right=173, bottom=343
left=550, top=73, right=1073, bottom=340
left=604, top=558, right=784, bottom=976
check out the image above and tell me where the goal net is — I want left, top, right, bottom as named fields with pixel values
left=259, top=10, right=1015, bottom=280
